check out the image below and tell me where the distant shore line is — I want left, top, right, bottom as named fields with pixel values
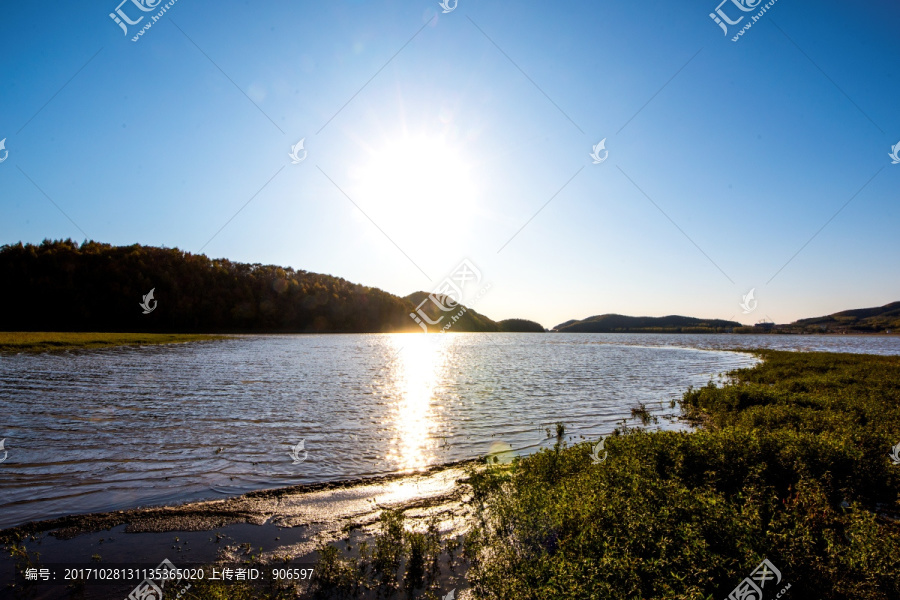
left=0, top=332, right=228, bottom=353
left=2, top=330, right=897, bottom=354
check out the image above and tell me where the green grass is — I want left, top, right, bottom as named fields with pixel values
left=462, top=350, right=900, bottom=599
left=0, top=331, right=227, bottom=353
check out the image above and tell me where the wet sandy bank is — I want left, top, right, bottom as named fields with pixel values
left=1, top=460, right=479, bottom=598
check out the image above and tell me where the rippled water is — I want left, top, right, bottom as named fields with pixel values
left=1, top=332, right=897, bottom=529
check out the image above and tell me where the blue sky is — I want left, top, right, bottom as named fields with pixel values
left=1, top=0, right=898, bottom=328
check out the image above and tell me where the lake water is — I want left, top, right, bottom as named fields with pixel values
left=1, top=333, right=898, bottom=530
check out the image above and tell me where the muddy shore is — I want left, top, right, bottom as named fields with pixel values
left=0, top=460, right=479, bottom=599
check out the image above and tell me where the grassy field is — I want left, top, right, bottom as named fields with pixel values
left=0, top=331, right=227, bottom=353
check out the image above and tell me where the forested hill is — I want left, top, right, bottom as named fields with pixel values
left=790, top=301, right=900, bottom=333
left=553, top=314, right=741, bottom=333
left=0, top=240, right=419, bottom=333
left=404, top=291, right=501, bottom=332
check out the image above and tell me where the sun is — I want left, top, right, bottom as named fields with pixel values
left=350, top=134, right=478, bottom=239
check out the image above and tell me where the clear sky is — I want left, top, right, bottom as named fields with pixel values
left=1, top=0, right=898, bottom=328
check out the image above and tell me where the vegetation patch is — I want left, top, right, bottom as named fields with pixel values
left=0, top=331, right=226, bottom=353
left=462, top=350, right=900, bottom=599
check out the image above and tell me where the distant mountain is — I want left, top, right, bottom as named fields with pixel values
left=404, top=295, right=546, bottom=333
left=789, top=301, right=900, bottom=333
left=10, top=240, right=890, bottom=336
left=404, top=291, right=501, bottom=333
left=498, top=318, right=545, bottom=332
left=553, top=314, right=741, bottom=333
left=552, top=301, right=900, bottom=335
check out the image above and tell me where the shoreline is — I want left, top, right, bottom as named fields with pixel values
left=1, top=460, right=479, bottom=597
left=0, top=330, right=896, bottom=357
left=0, top=349, right=759, bottom=542
left=0, top=458, right=481, bottom=542
left=0, top=332, right=229, bottom=354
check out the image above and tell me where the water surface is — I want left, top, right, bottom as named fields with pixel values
left=1, top=332, right=896, bottom=529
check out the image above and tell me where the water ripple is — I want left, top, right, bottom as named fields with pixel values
left=1, top=332, right=896, bottom=529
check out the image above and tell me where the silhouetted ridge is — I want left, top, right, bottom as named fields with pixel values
left=498, top=319, right=545, bottom=332
left=403, top=291, right=501, bottom=332
left=0, top=240, right=545, bottom=334
left=0, top=240, right=417, bottom=333
left=553, top=314, right=741, bottom=333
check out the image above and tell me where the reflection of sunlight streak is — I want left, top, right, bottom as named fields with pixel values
left=386, top=334, right=450, bottom=471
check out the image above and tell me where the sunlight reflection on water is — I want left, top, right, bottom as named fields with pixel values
left=2, top=332, right=896, bottom=529
left=386, top=334, right=451, bottom=472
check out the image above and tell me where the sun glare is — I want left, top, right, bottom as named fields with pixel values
left=351, top=135, right=478, bottom=235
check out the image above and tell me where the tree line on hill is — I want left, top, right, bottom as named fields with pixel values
left=553, top=303, right=900, bottom=335
left=8, top=240, right=889, bottom=335
left=788, top=301, right=900, bottom=333
left=0, top=240, right=545, bottom=334
left=553, top=313, right=741, bottom=333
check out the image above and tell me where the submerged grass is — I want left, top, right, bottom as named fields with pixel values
left=0, top=331, right=226, bottom=353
